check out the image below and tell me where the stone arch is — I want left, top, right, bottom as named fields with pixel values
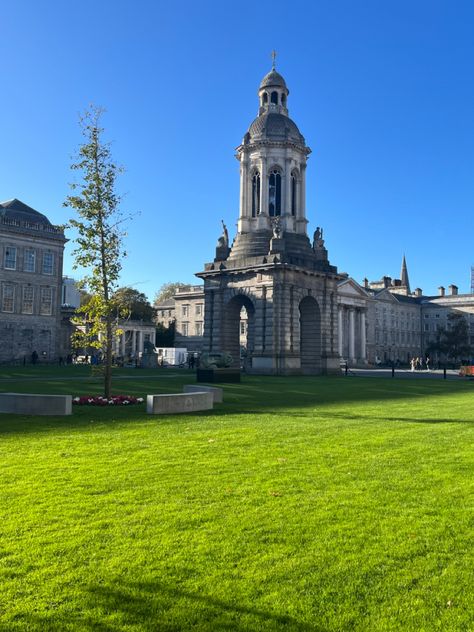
left=299, top=295, right=322, bottom=373
left=222, top=293, right=256, bottom=369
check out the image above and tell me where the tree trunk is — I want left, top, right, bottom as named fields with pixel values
left=104, top=316, right=113, bottom=398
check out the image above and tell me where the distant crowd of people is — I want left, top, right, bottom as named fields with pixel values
left=410, top=356, right=430, bottom=372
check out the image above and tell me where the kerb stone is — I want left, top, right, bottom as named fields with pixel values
left=183, top=384, right=223, bottom=403
left=0, top=393, right=72, bottom=416
left=147, top=392, right=213, bottom=415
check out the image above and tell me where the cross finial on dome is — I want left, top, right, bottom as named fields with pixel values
left=271, top=49, right=277, bottom=70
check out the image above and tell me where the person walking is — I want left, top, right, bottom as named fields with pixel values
left=410, top=357, right=416, bottom=372
left=425, top=356, right=430, bottom=372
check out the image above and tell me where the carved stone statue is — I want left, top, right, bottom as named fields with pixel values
left=271, top=216, right=282, bottom=239
left=217, top=220, right=229, bottom=249
left=313, top=226, right=325, bottom=249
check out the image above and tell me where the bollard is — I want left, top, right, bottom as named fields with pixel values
left=443, top=368, right=447, bottom=380
left=345, top=363, right=348, bottom=376
left=392, top=366, right=395, bottom=378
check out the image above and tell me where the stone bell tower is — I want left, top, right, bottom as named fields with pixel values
left=196, top=62, right=342, bottom=374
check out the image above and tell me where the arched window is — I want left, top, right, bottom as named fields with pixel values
left=271, top=91, right=278, bottom=105
left=291, top=172, right=297, bottom=216
left=281, top=93, right=286, bottom=106
left=268, top=170, right=281, bottom=216
left=263, top=92, right=268, bottom=104
left=252, top=172, right=260, bottom=217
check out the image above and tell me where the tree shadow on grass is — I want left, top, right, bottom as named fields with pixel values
left=21, top=579, right=320, bottom=632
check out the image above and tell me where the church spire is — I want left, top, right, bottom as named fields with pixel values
left=400, top=255, right=411, bottom=294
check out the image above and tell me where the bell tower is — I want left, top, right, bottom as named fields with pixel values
left=197, top=63, right=342, bottom=375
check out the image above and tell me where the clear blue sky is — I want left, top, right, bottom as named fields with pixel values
left=2, top=0, right=473, bottom=300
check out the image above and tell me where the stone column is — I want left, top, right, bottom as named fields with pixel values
left=131, top=329, right=137, bottom=355
left=300, top=163, right=306, bottom=220
left=338, top=307, right=343, bottom=357
left=349, top=309, right=355, bottom=361
left=360, top=310, right=367, bottom=361
left=137, top=330, right=143, bottom=355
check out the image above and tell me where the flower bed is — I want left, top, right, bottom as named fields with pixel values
left=73, top=395, right=144, bottom=406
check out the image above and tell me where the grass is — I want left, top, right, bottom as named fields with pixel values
left=0, top=367, right=473, bottom=631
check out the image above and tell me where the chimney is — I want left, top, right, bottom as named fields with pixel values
left=448, top=284, right=458, bottom=296
left=414, top=288, right=422, bottom=297
left=363, top=277, right=369, bottom=289
left=438, top=286, right=445, bottom=297
left=383, top=276, right=392, bottom=288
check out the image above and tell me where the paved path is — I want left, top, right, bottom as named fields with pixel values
left=345, top=368, right=468, bottom=381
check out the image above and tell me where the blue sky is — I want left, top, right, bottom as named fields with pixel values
left=1, top=0, right=473, bottom=301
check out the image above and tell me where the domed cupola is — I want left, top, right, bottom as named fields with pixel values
left=258, top=66, right=289, bottom=116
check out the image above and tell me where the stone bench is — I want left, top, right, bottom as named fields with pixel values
left=0, top=393, right=72, bottom=416
left=183, top=384, right=223, bottom=403
left=146, top=392, right=214, bottom=415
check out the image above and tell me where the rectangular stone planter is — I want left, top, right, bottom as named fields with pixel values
left=147, top=392, right=214, bottom=415
left=196, top=368, right=240, bottom=383
left=0, top=393, right=72, bottom=416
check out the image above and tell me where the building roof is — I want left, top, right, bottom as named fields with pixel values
left=0, top=198, right=53, bottom=226
left=247, top=112, right=305, bottom=145
left=259, top=69, right=288, bottom=90
left=155, top=298, right=176, bottom=309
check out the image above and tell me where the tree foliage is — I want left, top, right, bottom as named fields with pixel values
left=155, top=320, right=176, bottom=347
left=64, top=106, right=127, bottom=397
left=154, top=282, right=188, bottom=305
left=427, top=312, right=471, bottom=362
left=112, top=286, right=155, bottom=322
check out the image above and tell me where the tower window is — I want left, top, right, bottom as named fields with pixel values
left=263, top=92, right=268, bottom=104
left=269, top=170, right=281, bottom=216
left=281, top=93, right=286, bottom=106
left=252, top=171, right=260, bottom=217
left=291, top=172, right=297, bottom=216
left=271, top=91, right=278, bottom=105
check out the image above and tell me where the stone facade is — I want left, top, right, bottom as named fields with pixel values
left=196, top=66, right=341, bottom=374
left=0, top=199, right=66, bottom=364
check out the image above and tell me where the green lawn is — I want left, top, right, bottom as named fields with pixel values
left=0, top=367, right=473, bottom=631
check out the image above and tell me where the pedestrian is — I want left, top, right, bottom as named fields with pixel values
left=425, top=356, right=430, bottom=372
left=410, top=357, right=415, bottom=372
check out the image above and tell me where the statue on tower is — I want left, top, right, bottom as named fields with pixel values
left=215, top=219, right=230, bottom=261
left=313, top=226, right=325, bottom=249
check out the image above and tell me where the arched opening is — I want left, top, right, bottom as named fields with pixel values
left=271, top=91, right=278, bottom=104
left=281, top=93, right=286, bottom=106
left=268, top=170, right=281, bottom=216
left=299, top=296, right=322, bottom=373
left=252, top=171, right=260, bottom=217
left=222, top=295, right=255, bottom=369
left=263, top=92, right=268, bottom=104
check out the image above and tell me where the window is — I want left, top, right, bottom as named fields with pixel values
left=195, top=303, right=203, bottom=316
left=182, top=322, right=189, bottom=336
left=42, top=252, right=54, bottom=275
left=263, top=92, right=268, bottom=104
left=40, top=287, right=53, bottom=315
left=195, top=322, right=203, bottom=336
left=252, top=171, right=260, bottom=217
left=281, top=93, right=286, bottom=106
left=182, top=305, right=189, bottom=317
left=22, top=286, right=34, bottom=314
left=4, top=247, right=17, bottom=270
left=24, top=249, right=36, bottom=272
left=291, top=172, right=297, bottom=216
left=2, top=285, right=14, bottom=312
left=268, top=170, right=281, bottom=216
left=271, top=91, right=278, bottom=104
left=144, top=334, right=151, bottom=342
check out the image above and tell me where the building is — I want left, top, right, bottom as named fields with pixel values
left=0, top=199, right=66, bottom=363
left=196, top=64, right=341, bottom=374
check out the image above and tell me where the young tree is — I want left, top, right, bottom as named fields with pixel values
left=64, top=106, right=127, bottom=398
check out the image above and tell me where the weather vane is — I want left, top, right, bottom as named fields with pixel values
left=271, top=49, right=277, bottom=70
